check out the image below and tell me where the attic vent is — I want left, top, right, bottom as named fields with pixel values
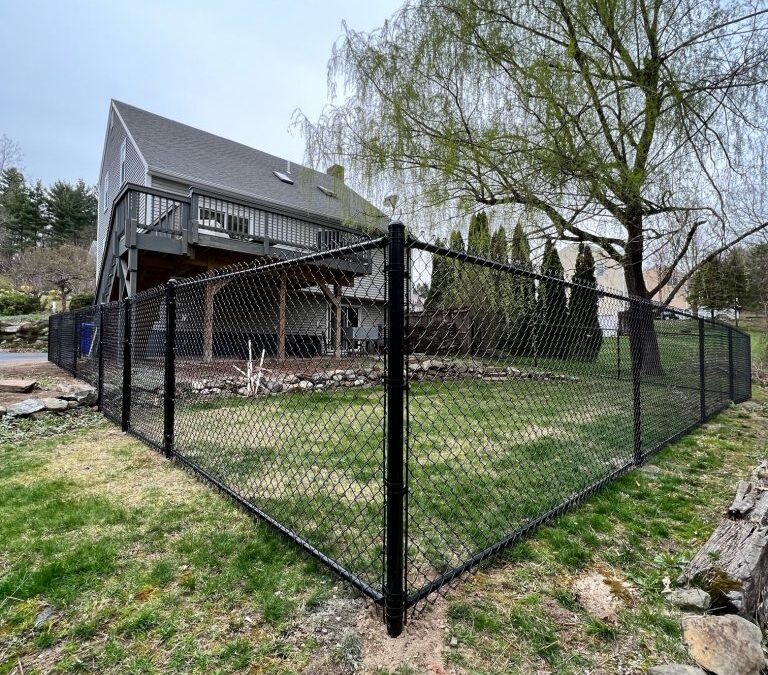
left=317, top=185, right=337, bottom=198
left=272, top=170, right=294, bottom=185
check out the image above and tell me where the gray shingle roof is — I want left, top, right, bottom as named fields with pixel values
left=112, top=100, right=387, bottom=233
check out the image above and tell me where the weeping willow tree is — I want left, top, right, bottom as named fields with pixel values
left=299, top=0, right=768, bottom=373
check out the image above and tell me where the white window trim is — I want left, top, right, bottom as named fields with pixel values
left=103, top=172, right=110, bottom=212
left=119, top=140, right=126, bottom=184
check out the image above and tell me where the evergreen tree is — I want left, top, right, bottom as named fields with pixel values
left=0, top=168, right=45, bottom=258
left=506, top=222, right=536, bottom=355
left=489, top=225, right=511, bottom=348
left=722, top=249, right=748, bottom=316
left=538, top=239, right=570, bottom=358
left=688, top=257, right=727, bottom=317
left=569, top=243, right=603, bottom=360
left=446, top=229, right=466, bottom=307
left=46, top=180, right=98, bottom=246
left=425, top=237, right=451, bottom=308
left=467, top=211, right=491, bottom=256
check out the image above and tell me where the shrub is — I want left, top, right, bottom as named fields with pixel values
left=69, top=293, right=95, bottom=310
left=0, top=290, right=40, bottom=316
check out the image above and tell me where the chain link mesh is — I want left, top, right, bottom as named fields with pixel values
left=47, top=230, right=753, bottom=632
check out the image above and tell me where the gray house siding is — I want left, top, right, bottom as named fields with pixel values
left=97, top=108, right=145, bottom=276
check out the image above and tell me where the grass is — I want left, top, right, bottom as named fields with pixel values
left=1, top=387, right=766, bottom=673
left=0, top=423, right=340, bottom=674
left=166, top=346, right=730, bottom=597
left=2, top=322, right=765, bottom=673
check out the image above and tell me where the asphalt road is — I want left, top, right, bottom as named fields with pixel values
left=0, top=352, right=48, bottom=364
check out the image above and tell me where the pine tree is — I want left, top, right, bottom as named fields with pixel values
left=489, top=225, right=510, bottom=349
left=0, top=168, right=45, bottom=257
left=688, top=257, right=727, bottom=317
left=46, top=179, right=98, bottom=246
left=446, top=229, right=466, bottom=307
left=425, top=237, right=451, bottom=308
left=538, top=239, right=570, bottom=358
left=506, top=222, right=536, bottom=355
left=569, top=243, right=603, bottom=360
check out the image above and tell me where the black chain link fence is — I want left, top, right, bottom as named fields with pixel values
left=48, top=222, right=752, bottom=636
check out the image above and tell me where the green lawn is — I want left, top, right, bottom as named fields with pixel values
left=169, top=354, right=723, bottom=599
left=1, top=376, right=766, bottom=673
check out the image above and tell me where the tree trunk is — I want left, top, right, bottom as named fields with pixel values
left=59, top=284, right=68, bottom=312
left=623, top=218, right=664, bottom=376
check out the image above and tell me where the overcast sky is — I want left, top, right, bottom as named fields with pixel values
left=0, top=0, right=401, bottom=187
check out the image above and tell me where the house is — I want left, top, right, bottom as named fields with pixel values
left=558, top=243, right=689, bottom=331
left=95, top=101, right=388, bottom=359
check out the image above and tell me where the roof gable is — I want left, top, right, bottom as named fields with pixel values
left=111, top=101, right=386, bottom=233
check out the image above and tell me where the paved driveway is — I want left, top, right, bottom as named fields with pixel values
left=0, top=352, right=48, bottom=364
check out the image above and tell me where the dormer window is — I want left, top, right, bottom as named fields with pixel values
left=272, top=170, right=294, bottom=185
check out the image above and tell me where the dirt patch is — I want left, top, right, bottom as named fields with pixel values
left=358, top=597, right=450, bottom=674
left=572, top=567, right=635, bottom=624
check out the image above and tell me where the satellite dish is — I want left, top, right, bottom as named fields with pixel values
left=383, top=194, right=399, bottom=212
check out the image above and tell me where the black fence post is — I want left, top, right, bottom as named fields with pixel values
left=97, top=305, right=105, bottom=411
left=616, top=328, right=621, bottom=380
left=121, top=299, right=132, bottom=432
left=728, top=327, right=735, bottom=402
left=698, top=318, right=706, bottom=422
left=628, top=301, right=642, bottom=465
left=163, top=281, right=176, bottom=458
left=385, top=220, right=407, bottom=639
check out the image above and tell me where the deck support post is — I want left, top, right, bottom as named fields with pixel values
left=384, top=219, right=407, bottom=638
left=334, top=283, right=342, bottom=359
left=277, top=276, right=287, bottom=361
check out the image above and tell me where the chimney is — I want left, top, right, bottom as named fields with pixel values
left=326, top=164, right=345, bottom=182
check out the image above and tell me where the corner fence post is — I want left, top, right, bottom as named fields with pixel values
left=629, top=300, right=642, bottom=465
left=97, top=305, right=105, bottom=410
left=121, top=298, right=132, bottom=432
left=728, top=327, right=735, bottom=402
left=163, top=281, right=176, bottom=458
left=699, top=318, right=706, bottom=422
left=385, top=220, right=407, bottom=638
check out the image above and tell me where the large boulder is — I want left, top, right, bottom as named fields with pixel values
left=6, top=399, right=45, bottom=417
left=683, top=615, right=764, bottom=675
left=648, top=667, right=706, bottom=675
left=41, top=397, right=68, bottom=412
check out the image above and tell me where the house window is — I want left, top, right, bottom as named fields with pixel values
left=119, top=140, right=126, bottom=184
left=102, top=172, right=109, bottom=212
left=595, top=263, right=605, bottom=277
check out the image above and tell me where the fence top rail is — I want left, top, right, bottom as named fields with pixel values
left=408, top=236, right=744, bottom=333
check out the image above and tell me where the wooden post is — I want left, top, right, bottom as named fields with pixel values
left=277, top=276, right=287, bottom=361
left=334, top=283, right=342, bottom=359
left=203, top=276, right=228, bottom=363
left=204, top=282, right=215, bottom=363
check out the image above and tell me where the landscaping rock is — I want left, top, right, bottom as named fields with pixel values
left=6, top=399, right=45, bottom=417
left=41, top=397, right=69, bottom=412
left=741, top=402, right=764, bottom=413
left=0, top=378, right=37, bottom=393
left=683, top=615, right=764, bottom=675
left=665, top=588, right=711, bottom=611
left=0, top=324, right=20, bottom=334
left=298, top=380, right=313, bottom=390
left=648, top=666, right=706, bottom=675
